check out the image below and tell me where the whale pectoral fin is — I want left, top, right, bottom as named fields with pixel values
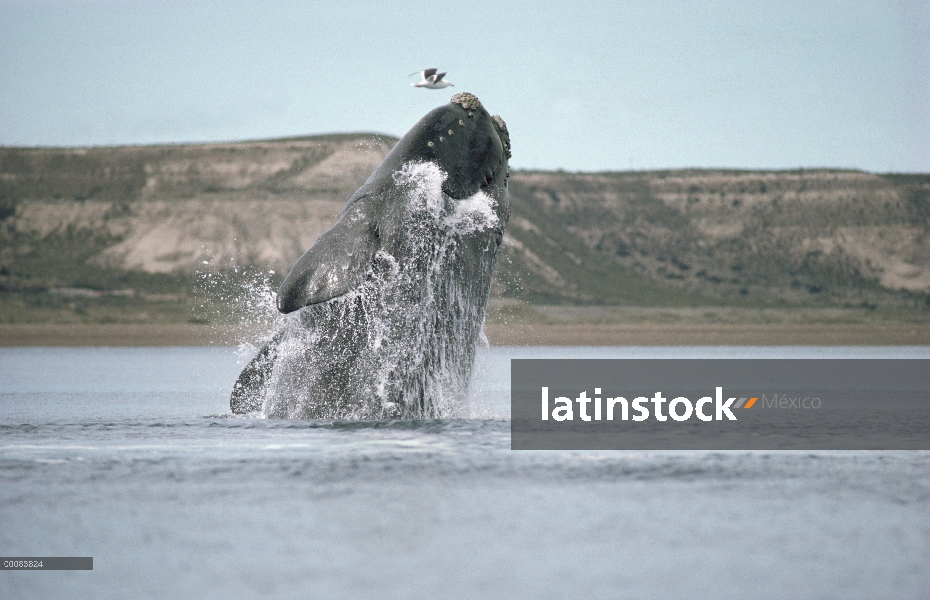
left=276, top=211, right=380, bottom=313
left=230, top=330, right=284, bottom=414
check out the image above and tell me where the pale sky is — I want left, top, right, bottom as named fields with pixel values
left=1, top=0, right=928, bottom=172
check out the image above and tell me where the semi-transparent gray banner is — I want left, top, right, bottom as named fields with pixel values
left=511, top=359, right=930, bottom=450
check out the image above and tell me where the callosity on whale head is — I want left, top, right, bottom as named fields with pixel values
left=275, top=92, right=511, bottom=314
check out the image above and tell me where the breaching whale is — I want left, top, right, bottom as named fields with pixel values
left=230, top=92, right=511, bottom=419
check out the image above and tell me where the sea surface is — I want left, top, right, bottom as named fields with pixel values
left=1, top=345, right=928, bottom=599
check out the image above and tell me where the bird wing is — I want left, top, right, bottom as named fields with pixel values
left=422, top=68, right=437, bottom=80
left=433, top=72, right=447, bottom=82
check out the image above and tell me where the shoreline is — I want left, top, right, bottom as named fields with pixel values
left=1, top=322, right=928, bottom=347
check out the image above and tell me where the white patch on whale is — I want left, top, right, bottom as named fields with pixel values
left=393, top=161, right=500, bottom=234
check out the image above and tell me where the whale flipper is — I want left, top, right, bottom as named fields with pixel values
left=276, top=198, right=381, bottom=314
left=230, top=330, right=284, bottom=414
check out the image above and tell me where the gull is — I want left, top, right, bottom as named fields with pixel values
left=409, top=68, right=454, bottom=89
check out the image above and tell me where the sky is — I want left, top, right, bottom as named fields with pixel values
left=1, top=0, right=928, bottom=172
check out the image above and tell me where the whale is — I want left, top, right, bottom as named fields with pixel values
left=230, top=92, right=511, bottom=419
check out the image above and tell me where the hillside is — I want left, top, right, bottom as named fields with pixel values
left=503, top=169, right=930, bottom=308
left=1, top=135, right=929, bottom=326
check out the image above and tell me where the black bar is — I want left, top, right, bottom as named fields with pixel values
left=1, top=557, right=93, bottom=570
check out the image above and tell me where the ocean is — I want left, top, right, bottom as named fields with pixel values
left=1, top=345, right=928, bottom=599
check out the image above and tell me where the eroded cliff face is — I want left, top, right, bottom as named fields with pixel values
left=0, top=135, right=394, bottom=277
left=501, top=170, right=930, bottom=308
left=2, top=137, right=929, bottom=309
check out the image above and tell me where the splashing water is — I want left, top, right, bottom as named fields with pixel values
left=392, top=161, right=500, bottom=233
left=239, top=161, right=506, bottom=419
left=195, top=262, right=286, bottom=360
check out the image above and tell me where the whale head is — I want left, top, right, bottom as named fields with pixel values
left=378, top=92, right=510, bottom=200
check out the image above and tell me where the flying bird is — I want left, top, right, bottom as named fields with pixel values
left=409, top=68, right=454, bottom=89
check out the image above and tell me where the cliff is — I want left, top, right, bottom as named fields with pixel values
left=2, top=135, right=929, bottom=324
